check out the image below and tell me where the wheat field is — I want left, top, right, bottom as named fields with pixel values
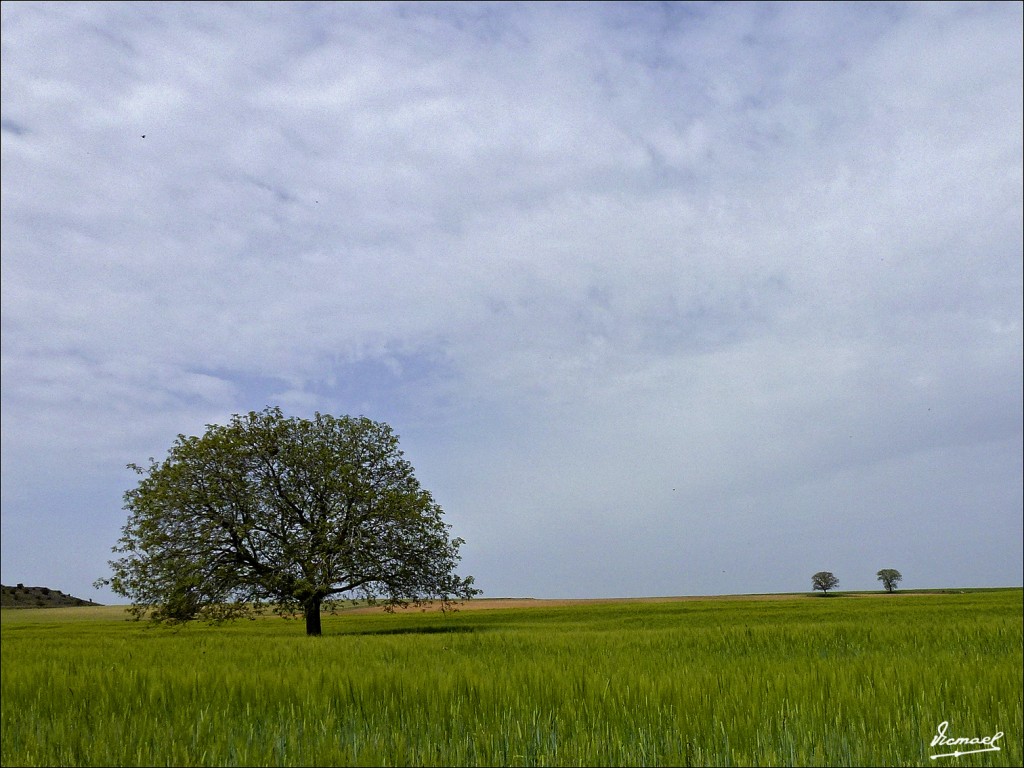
left=2, top=589, right=1020, bottom=766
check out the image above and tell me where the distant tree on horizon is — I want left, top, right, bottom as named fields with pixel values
left=812, top=571, right=839, bottom=595
left=876, top=568, right=903, bottom=593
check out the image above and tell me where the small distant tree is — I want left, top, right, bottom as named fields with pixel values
left=812, top=571, right=839, bottom=595
left=876, top=568, right=902, bottom=593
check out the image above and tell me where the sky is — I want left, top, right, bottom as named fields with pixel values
left=1, top=1, right=1021, bottom=604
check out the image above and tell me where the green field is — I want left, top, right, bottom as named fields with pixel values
left=2, top=590, right=1021, bottom=766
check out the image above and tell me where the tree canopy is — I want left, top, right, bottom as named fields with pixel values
left=811, top=571, right=839, bottom=595
left=97, top=407, right=479, bottom=635
left=876, top=568, right=903, bottom=593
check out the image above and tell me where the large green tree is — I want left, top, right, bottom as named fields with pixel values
left=876, top=568, right=902, bottom=593
left=98, top=407, right=478, bottom=635
left=811, top=571, right=839, bottom=595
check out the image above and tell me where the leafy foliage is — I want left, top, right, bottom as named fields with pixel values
left=811, top=571, right=839, bottom=594
left=97, top=407, right=478, bottom=633
left=876, top=568, right=903, bottom=593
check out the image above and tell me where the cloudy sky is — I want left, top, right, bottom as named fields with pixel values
left=2, top=1, right=1021, bottom=603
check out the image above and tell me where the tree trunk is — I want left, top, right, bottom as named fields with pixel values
left=304, top=597, right=322, bottom=636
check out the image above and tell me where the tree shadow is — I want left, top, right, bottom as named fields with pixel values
left=343, top=624, right=476, bottom=637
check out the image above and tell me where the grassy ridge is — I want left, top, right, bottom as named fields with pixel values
left=2, top=590, right=1021, bottom=766
left=0, top=584, right=98, bottom=608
